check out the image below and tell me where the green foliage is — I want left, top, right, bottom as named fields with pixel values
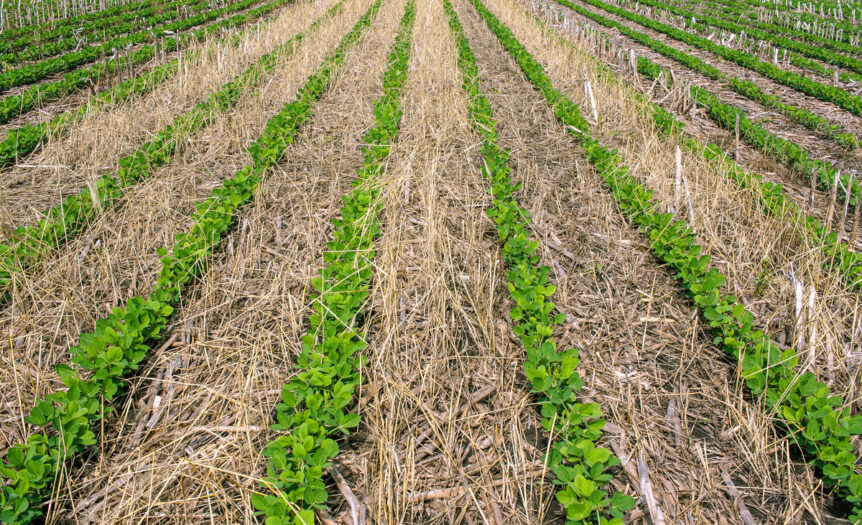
left=0, top=0, right=172, bottom=42
left=571, top=0, right=862, bottom=117
left=551, top=0, right=861, bottom=149
left=477, top=0, right=862, bottom=521
left=631, top=0, right=862, bottom=75
left=457, top=1, right=633, bottom=522
left=0, top=0, right=264, bottom=91
left=0, top=2, right=355, bottom=522
left=546, top=0, right=862, bottom=291
left=0, top=0, right=209, bottom=64
left=625, top=56, right=862, bottom=291
left=692, top=0, right=861, bottom=52
left=252, top=0, right=413, bottom=521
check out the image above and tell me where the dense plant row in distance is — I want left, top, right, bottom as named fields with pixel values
left=0, top=0, right=172, bottom=44
left=0, top=0, right=146, bottom=32
left=632, top=0, right=862, bottom=83
left=0, top=0, right=336, bottom=299
left=484, top=1, right=862, bottom=520
left=633, top=58, right=862, bottom=290
left=0, top=0, right=292, bottom=125
left=540, top=0, right=862, bottom=290
left=0, top=58, right=177, bottom=169
left=253, top=2, right=410, bottom=522
left=703, top=0, right=862, bottom=43
left=447, top=1, right=634, bottom=522
left=620, top=0, right=862, bottom=76
left=672, top=0, right=862, bottom=53
left=551, top=0, right=861, bottom=195
left=0, top=0, right=214, bottom=65
left=573, top=0, right=862, bottom=117
left=0, top=0, right=358, bottom=522
left=0, top=0, right=268, bottom=92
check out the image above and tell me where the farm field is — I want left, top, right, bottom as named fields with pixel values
left=0, top=0, right=861, bottom=522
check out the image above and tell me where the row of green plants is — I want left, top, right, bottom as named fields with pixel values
left=486, top=0, right=862, bottom=520
left=0, top=0, right=290, bottom=124
left=0, top=61, right=179, bottom=169
left=0, top=0, right=199, bottom=56
left=702, top=0, right=862, bottom=47
left=0, top=0, right=177, bottom=40
left=0, top=0, right=366, bottom=521
left=0, top=0, right=167, bottom=41
left=447, top=1, right=634, bottom=522
left=656, top=0, right=862, bottom=83
left=625, top=60, right=862, bottom=287
left=0, top=0, right=334, bottom=297
left=551, top=0, right=860, bottom=151
left=626, top=0, right=862, bottom=74
left=252, top=2, right=411, bottom=523
left=649, top=60, right=860, bottom=211
left=0, top=0, right=213, bottom=64
left=0, top=0, right=293, bottom=168
left=0, top=0, right=268, bottom=92
left=573, top=0, right=862, bottom=117
left=667, top=0, right=861, bottom=54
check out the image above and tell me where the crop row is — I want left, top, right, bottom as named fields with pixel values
left=447, top=1, right=634, bottom=522
left=548, top=0, right=860, bottom=204
left=621, top=0, right=862, bottom=77
left=633, top=0, right=862, bottom=83
left=0, top=0, right=336, bottom=302
left=0, top=0, right=214, bottom=65
left=572, top=0, right=862, bottom=117
left=629, top=57, right=862, bottom=290
left=706, top=0, right=862, bottom=40
left=0, top=0, right=292, bottom=169
left=675, top=0, right=862, bottom=53
left=0, top=0, right=170, bottom=41
left=1, top=0, right=200, bottom=55
left=550, top=0, right=860, bottom=152
left=0, top=0, right=361, bottom=522
left=487, top=0, right=862, bottom=520
left=253, top=2, right=410, bottom=522
left=0, top=0, right=268, bottom=93
left=0, top=0, right=291, bottom=125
